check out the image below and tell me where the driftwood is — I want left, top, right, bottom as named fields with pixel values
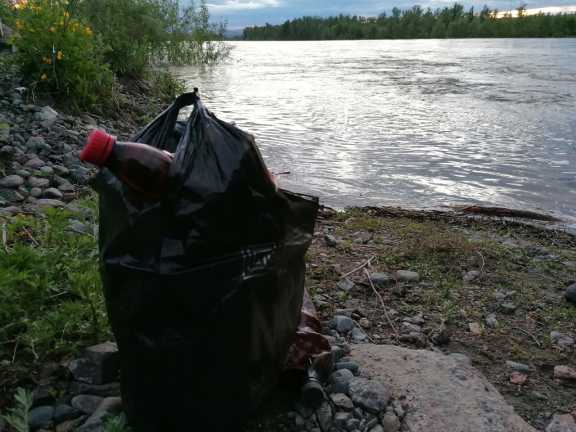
left=459, top=206, right=560, bottom=222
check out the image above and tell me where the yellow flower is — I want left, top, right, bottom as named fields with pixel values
left=84, top=26, right=93, bottom=36
left=40, top=73, right=48, bottom=81
left=64, top=11, right=70, bottom=18
left=49, top=26, right=56, bottom=33
left=57, top=51, right=63, bottom=61
left=42, top=56, right=52, bottom=64
left=15, top=20, right=24, bottom=30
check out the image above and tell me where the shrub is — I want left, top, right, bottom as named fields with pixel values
left=10, top=0, right=113, bottom=110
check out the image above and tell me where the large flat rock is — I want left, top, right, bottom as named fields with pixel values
left=352, top=344, right=536, bottom=432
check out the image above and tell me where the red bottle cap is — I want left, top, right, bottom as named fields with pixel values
left=80, top=129, right=116, bottom=167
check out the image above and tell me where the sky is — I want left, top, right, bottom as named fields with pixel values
left=205, top=0, right=576, bottom=29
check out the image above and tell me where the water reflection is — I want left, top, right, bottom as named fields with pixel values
left=174, top=39, right=576, bottom=221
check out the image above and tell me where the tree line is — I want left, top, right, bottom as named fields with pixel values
left=242, top=4, right=576, bottom=40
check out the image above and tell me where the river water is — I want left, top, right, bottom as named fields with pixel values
left=173, top=39, right=576, bottom=222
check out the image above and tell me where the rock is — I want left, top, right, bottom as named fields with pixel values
left=506, top=361, right=531, bottom=373
left=53, top=405, right=82, bottom=423
left=71, top=395, right=104, bottom=414
left=352, top=344, right=537, bottom=432
left=394, top=270, right=420, bottom=283
left=35, top=106, right=59, bottom=127
left=550, top=331, right=575, bottom=349
left=565, top=284, right=576, bottom=305
left=499, top=302, right=517, bottom=314
left=554, top=366, right=576, bottom=383
left=351, top=327, right=368, bottom=342
left=26, top=136, right=48, bottom=151
left=39, top=166, right=54, bottom=175
left=43, top=188, right=63, bottom=199
left=369, top=425, right=385, bottom=432
left=359, top=318, right=371, bottom=329
left=346, top=417, right=361, bottom=430
left=29, top=406, right=54, bottom=430
left=29, top=177, right=50, bottom=188
left=494, top=290, right=515, bottom=301
left=330, top=369, right=355, bottom=394
left=463, top=270, right=481, bottom=283
left=334, top=411, right=352, bottom=428
left=36, top=199, right=66, bottom=208
left=338, top=278, right=355, bottom=292
left=324, top=233, right=340, bottom=247
left=399, top=332, right=427, bottom=347
left=76, top=397, right=122, bottom=432
left=0, top=175, right=24, bottom=188
left=332, top=315, right=355, bottom=334
left=336, top=361, right=360, bottom=376
left=68, top=382, right=121, bottom=398
left=348, top=377, right=390, bottom=414
left=469, top=322, right=484, bottom=336
left=0, top=122, right=9, bottom=143
left=510, top=372, right=528, bottom=385
left=381, top=412, right=401, bottom=432
left=24, top=158, right=45, bottom=169
left=485, top=314, right=499, bottom=328
left=55, top=418, right=86, bottom=432
left=370, top=272, right=394, bottom=287
left=53, top=165, right=70, bottom=176
left=405, top=313, right=426, bottom=325
left=546, top=414, right=576, bottom=432
left=330, top=393, right=354, bottom=411
left=0, top=145, right=14, bottom=158
left=402, top=322, right=422, bottom=333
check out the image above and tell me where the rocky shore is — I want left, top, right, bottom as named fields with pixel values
left=1, top=53, right=575, bottom=432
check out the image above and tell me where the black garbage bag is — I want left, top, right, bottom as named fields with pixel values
left=93, top=92, right=319, bottom=431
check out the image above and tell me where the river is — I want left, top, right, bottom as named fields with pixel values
left=173, top=39, right=576, bottom=223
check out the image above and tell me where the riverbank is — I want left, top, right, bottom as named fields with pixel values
left=1, top=55, right=575, bottom=432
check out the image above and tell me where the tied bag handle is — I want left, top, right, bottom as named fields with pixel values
left=131, top=89, right=200, bottom=152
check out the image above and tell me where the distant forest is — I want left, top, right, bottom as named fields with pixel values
left=242, top=4, right=576, bottom=39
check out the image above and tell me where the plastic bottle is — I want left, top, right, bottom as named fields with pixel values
left=80, top=129, right=173, bottom=199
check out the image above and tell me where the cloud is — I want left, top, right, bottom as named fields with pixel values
left=207, top=0, right=280, bottom=12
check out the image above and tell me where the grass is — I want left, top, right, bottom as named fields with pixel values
left=0, top=196, right=110, bottom=367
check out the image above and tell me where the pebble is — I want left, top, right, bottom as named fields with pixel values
left=359, top=318, right=371, bottom=329
left=550, top=331, right=575, bottom=348
left=30, top=187, right=42, bottom=198
left=28, top=177, right=50, bottom=188
left=506, top=361, right=531, bottom=373
left=29, top=406, right=54, bottom=430
left=324, top=233, right=340, bottom=247
left=0, top=174, right=24, bottom=188
left=394, top=270, right=420, bottom=283
left=346, top=418, right=361, bottom=430
left=332, top=315, right=355, bottom=334
left=469, top=322, right=484, bottom=336
left=499, top=302, right=517, bottom=314
left=336, top=361, right=360, bottom=376
left=402, top=322, right=422, bottom=333
left=36, top=199, right=66, bottom=208
left=565, top=283, right=576, bottom=305
left=53, top=404, right=82, bottom=423
left=338, top=278, right=355, bottom=292
left=485, top=314, right=499, bottom=328
left=24, top=157, right=45, bottom=169
left=43, top=188, right=64, bottom=199
left=331, top=393, right=354, bottom=411
left=26, top=136, right=46, bottom=150
left=546, top=414, right=576, bottom=432
left=71, top=395, right=104, bottom=414
left=348, top=378, right=391, bottom=414
left=334, top=411, right=352, bottom=428
left=369, top=426, right=385, bottom=432
left=463, top=270, right=481, bottom=282
left=554, top=365, right=576, bottom=383
left=382, top=411, right=401, bottom=432
left=370, top=272, right=394, bottom=287
left=405, top=313, right=425, bottom=325
left=39, top=166, right=54, bottom=175
left=330, top=369, right=355, bottom=394
left=351, top=327, right=368, bottom=342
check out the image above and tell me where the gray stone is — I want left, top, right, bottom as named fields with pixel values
left=334, top=411, right=352, bottom=428
left=76, top=397, right=122, bottom=432
left=565, top=284, right=576, bottom=305
left=330, top=369, right=355, bottom=394
left=338, top=278, right=355, bottom=292
left=336, top=361, right=360, bottom=376
left=494, top=290, right=515, bottom=301
left=71, top=395, right=103, bottom=414
left=315, top=401, right=333, bottom=432
left=351, top=327, right=368, bottom=342
left=554, top=365, right=576, bottom=383
left=506, top=361, right=531, bottom=373
left=26, top=136, right=47, bottom=151
left=324, top=233, right=340, bottom=247
left=30, top=187, right=42, bottom=198
left=68, top=382, right=121, bottom=398
left=53, top=404, right=82, bottom=423
left=346, top=418, right=361, bottom=431
left=485, top=314, right=499, bottom=329
left=370, top=272, right=394, bottom=287
left=332, top=315, right=355, bottom=334
left=394, top=270, right=420, bottom=283
left=402, top=322, right=422, bottom=333
left=463, top=270, right=481, bottom=283
left=25, top=158, right=45, bottom=169
left=36, top=199, right=66, bottom=208
left=365, top=417, right=379, bottom=430
left=35, top=106, right=58, bottom=127
left=399, top=332, right=427, bottom=347
left=0, top=145, right=14, bottom=158
left=29, top=406, right=54, bottom=430
left=70, top=166, right=92, bottom=184
left=546, top=414, right=576, bottom=432
left=499, top=302, right=517, bottom=314
left=15, top=169, right=30, bottom=177
left=359, top=318, right=371, bottom=329
left=369, top=425, right=385, bottom=432
left=57, top=181, right=75, bottom=193
left=332, top=345, right=347, bottom=363
left=405, top=313, right=426, bottom=325
left=348, top=378, right=390, bottom=414
left=39, top=166, right=54, bottom=175
left=550, top=331, right=575, bottom=348
left=43, top=188, right=63, bottom=199
left=352, top=344, right=536, bottom=432
left=0, top=175, right=24, bottom=188
left=53, top=165, right=70, bottom=176
left=28, top=177, right=50, bottom=188
left=330, top=393, right=354, bottom=411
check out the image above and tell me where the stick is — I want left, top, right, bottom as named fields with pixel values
left=513, top=327, right=542, bottom=348
left=350, top=318, right=376, bottom=343
left=476, top=251, right=486, bottom=274
left=1, top=223, right=7, bottom=253
left=341, top=256, right=376, bottom=280
left=364, top=268, right=399, bottom=340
